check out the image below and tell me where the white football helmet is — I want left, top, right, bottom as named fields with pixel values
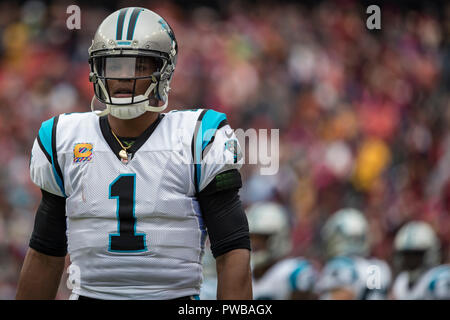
left=246, top=202, right=292, bottom=270
left=393, top=221, right=440, bottom=274
left=321, top=208, right=370, bottom=259
left=88, top=7, right=178, bottom=119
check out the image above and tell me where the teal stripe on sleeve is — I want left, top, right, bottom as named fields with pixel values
left=193, top=109, right=227, bottom=191
left=38, top=117, right=66, bottom=196
left=289, top=261, right=310, bottom=291
left=38, top=117, right=54, bottom=157
left=200, top=110, right=227, bottom=151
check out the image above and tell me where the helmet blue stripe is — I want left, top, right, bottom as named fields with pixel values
left=115, top=8, right=128, bottom=40
left=126, top=8, right=143, bottom=40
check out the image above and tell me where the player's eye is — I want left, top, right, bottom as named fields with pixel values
left=105, top=61, right=124, bottom=75
left=135, top=59, right=152, bottom=75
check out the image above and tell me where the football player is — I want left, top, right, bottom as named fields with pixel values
left=248, top=202, right=318, bottom=300
left=315, top=208, right=391, bottom=300
left=391, top=221, right=450, bottom=300
left=16, top=7, right=252, bottom=300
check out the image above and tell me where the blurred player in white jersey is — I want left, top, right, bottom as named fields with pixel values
left=248, top=202, right=318, bottom=300
left=391, top=221, right=450, bottom=300
left=16, top=7, right=252, bottom=300
left=315, top=208, right=391, bottom=300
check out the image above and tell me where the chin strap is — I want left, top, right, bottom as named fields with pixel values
left=91, top=96, right=110, bottom=116
left=144, top=98, right=168, bottom=112
left=90, top=72, right=113, bottom=116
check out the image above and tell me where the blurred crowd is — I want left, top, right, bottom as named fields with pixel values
left=0, top=0, right=449, bottom=299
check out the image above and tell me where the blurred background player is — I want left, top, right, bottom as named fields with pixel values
left=247, top=202, right=318, bottom=300
left=391, top=221, right=450, bottom=300
left=315, top=208, right=391, bottom=300
left=200, top=201, right=318, bottom=300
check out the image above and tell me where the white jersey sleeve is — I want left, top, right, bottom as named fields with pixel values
left=362, top=258, right=392, bottom=300
left=417, top=265, right=450, bottom=300
left=315, top=256, right=391, bottom=300
left=253, top=258, right=318, bottom=300
left=393, top=265, right=450, bottom=300
left=315, top=256, right=360, bottom=297
left=30, top=116, right=66, bottom=197
left=191, top=109, right=243, bottom=193
left=427, top=265, right=450, bottom=299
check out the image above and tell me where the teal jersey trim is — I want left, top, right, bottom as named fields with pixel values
left=38, top=117, right=53, bottom=157
left=326, top=256, right=358, bottom=283
left=193, top=110, right=227, bottom=192
left=289, top=260, right=311, bottom=291
left=38, top=117, right=66, bottom=197
left=200, top=110, right=227, bottom=151
left=428, top=265, right=450, bottom=292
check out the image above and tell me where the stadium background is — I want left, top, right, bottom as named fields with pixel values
left=0, top=0, right=449, bottom=299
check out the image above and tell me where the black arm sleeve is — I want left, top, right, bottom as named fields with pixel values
left=29, top=189, right=67, bottom=257
left=197, top=169, right=251, bottom=258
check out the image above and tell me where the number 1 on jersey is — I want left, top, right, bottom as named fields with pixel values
left=108, top=174, right=147, bottom=252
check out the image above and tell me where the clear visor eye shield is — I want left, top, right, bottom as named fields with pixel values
left=89, top=50, right=170, bottom=117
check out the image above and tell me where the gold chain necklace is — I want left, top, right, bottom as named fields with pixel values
left=110, top=129, right=132, bottom=161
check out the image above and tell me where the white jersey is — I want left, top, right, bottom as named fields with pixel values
left=315, top=256, right=391, bottom=300
left=392, top=264, right=450, bottom=300
left=29, top=109, right=242, bottom=299
left=252, top=258, right=318, bottom=300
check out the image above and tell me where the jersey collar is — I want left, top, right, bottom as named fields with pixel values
left=99, top=113, right=164, bottom=162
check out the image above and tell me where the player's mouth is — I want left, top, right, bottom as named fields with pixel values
left=112, top=89, right=133, bottom=98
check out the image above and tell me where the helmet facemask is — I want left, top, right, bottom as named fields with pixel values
left=89, top=51, right=171, bottom=119
left=393, top=221, right=441, bottom=280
